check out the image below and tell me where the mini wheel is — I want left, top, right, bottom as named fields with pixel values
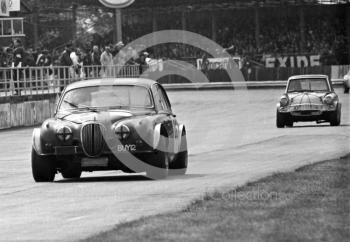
left=330, top=105, right=341, bottom=126
left=276, top=110, right=285, bottom=128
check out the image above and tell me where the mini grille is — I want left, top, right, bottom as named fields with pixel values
left=81, top=123, right=105, bottom=157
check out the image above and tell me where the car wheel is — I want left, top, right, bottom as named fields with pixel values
left=330, top=105, right=341, bottom=126
left=146, top=151, right=169, bottom=180
left=344, top=82, right=349, bottom=94
left=31, top=148, right=56, bottom=182
left=146, top=128, right=169, bottom=180
left=285, top=120, right=294, bottom=128
left=61, top=161, right=82, bottom=179
left=169, top=131, right=188, bottom=176
left=276, top=110, right=285, bottom=128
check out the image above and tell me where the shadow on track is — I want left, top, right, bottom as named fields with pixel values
left=290, top=124, right=350, bottom=128
left=55, top=174, right=205, bottom=183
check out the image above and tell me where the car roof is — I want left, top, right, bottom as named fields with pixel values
left=64, top=78, right=157, bottom=92
left=288, top=74, right=328, bottom=81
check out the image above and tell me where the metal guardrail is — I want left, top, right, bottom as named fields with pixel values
left=0, top=65, right=345, bottom=96
left=163, top=79, right=345, bottom=91
left=0, top=65, right=141, bottom=97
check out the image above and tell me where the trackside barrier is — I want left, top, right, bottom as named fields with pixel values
left=0, top=64, right=346, bottom=97
left=163, top=79, right=345, bottom=91
left=0, top=65, right=141, bottom=97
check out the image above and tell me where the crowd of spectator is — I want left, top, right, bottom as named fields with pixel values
left=121, top=6, right=347, bottom=66
left=0, top=6, right=347, bottom=73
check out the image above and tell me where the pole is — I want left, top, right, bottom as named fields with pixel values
left=254, top=4, right=260, bottom=52
left=72, top=3, right=78, bottom=41
left=211, top=11, right=217, bottom=42
left=299, top=6, right=305, bottom=52
left=114, top=9, right=123, bottom=43
left=33, top=0, right=39, bottom=49
left=347, top=5, right=350, bottom=64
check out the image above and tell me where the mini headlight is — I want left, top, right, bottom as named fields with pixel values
left=280, top=96, right=289, bottom=107
left=56, top=126, right=73, bottom=142
left=115, top=124, right=130, bottom=140
left=323, top=95, right=334, bottom=105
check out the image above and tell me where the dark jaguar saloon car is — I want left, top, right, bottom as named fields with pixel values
left=32, top=78, right=188, bottom=182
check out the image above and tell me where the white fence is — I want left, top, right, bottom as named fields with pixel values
left=0, top=65, right=141, bottom=97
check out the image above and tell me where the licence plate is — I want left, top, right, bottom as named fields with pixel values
left=292, top=105, right=323, bottom=111
left=81, top=157, right=109, bottom=167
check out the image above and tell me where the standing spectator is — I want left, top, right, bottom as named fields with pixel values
left=23, top=48, right=36, bottom=87
left=36, top=49, right=53, bottom=84
left=135, top=52, right=147, bottom=74
left=12, top=39, right=25, bottom=95
left=23, top=48, right=36, bottom=67
left=81, top=49, right=92, bottom=79
left=91, top=45, right=101, bottom=78
left=36, top=49, right=52, bottom=67
left=201, top=53, right=210, bottom=79
left=59, top=44, right=73, bottom=91
left=100, top=46, right=113, bottom=77
left=70, top=47, right=83, bottom=79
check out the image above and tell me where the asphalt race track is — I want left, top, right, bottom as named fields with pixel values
left=0, top=88, right=349, bottom=241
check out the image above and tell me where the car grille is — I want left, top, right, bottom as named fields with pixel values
left=81, top=123, right=105, bottom=157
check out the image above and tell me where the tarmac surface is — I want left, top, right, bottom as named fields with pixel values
left=0, top=88, right=349, bottom=241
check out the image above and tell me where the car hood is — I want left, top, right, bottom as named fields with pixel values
left=288, top=92, right=325, bottom=105
left=57, top=110, right=154, bottom=124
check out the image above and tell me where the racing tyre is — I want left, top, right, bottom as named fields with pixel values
left=330, top=105, right=341, bottom=126
left=169, top=131, right=188, bottom=175
left=146, top=129, right=169, bottom=180
left=285, top=120, right=294, bottom=128
left=276, top=110, right=285, bottom=128
left=31, top=148, right=56, bottom=182
left=344, top=82, right=349, bottom=94
left=146, top=151, right=169, bottom=180
left=61, top=161, right=82, bottom=179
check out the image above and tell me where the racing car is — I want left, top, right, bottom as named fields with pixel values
left=276, top=75, right=341, bottom=128
left=31, top=78, right=188, bottom=182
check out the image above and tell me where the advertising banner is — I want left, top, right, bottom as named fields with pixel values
left=197, top=57, right=242, bottom=70
left=9, top=0, right=20, bottom=12
left=265, top=55, right=321, bottom=68
left=0, top=0, right=9, bottom=16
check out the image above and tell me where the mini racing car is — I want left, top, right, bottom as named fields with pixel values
left=276, top=75, right=341, bottom=128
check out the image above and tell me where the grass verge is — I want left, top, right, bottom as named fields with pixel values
left=83, top=156, right=350, bottom=242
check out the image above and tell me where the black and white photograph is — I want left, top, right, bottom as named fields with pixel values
left=0, top=0, right=349, bottom=241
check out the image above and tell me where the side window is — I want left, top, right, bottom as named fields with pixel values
left=155, top=84, right=171, bottom=111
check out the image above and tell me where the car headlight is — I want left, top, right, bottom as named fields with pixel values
left=280, top=95, right=289, bottom=107
left=56, top=126, right=73, bottom=142
left=323, top=95, right=334, bottom=105
left=115, top=124, right=131, bottom=140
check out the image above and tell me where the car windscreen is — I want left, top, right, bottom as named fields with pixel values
left=287, top=78, right=330, bottom=93
left=59, top=85, right=154, bottom=111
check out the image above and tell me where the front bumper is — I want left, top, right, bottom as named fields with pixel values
left=278, top=110, right=336, bottom=122
left=51, top=146, right=158, bottom=172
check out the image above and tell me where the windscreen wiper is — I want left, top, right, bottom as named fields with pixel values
left=63, top=100, right=99, bottom=112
